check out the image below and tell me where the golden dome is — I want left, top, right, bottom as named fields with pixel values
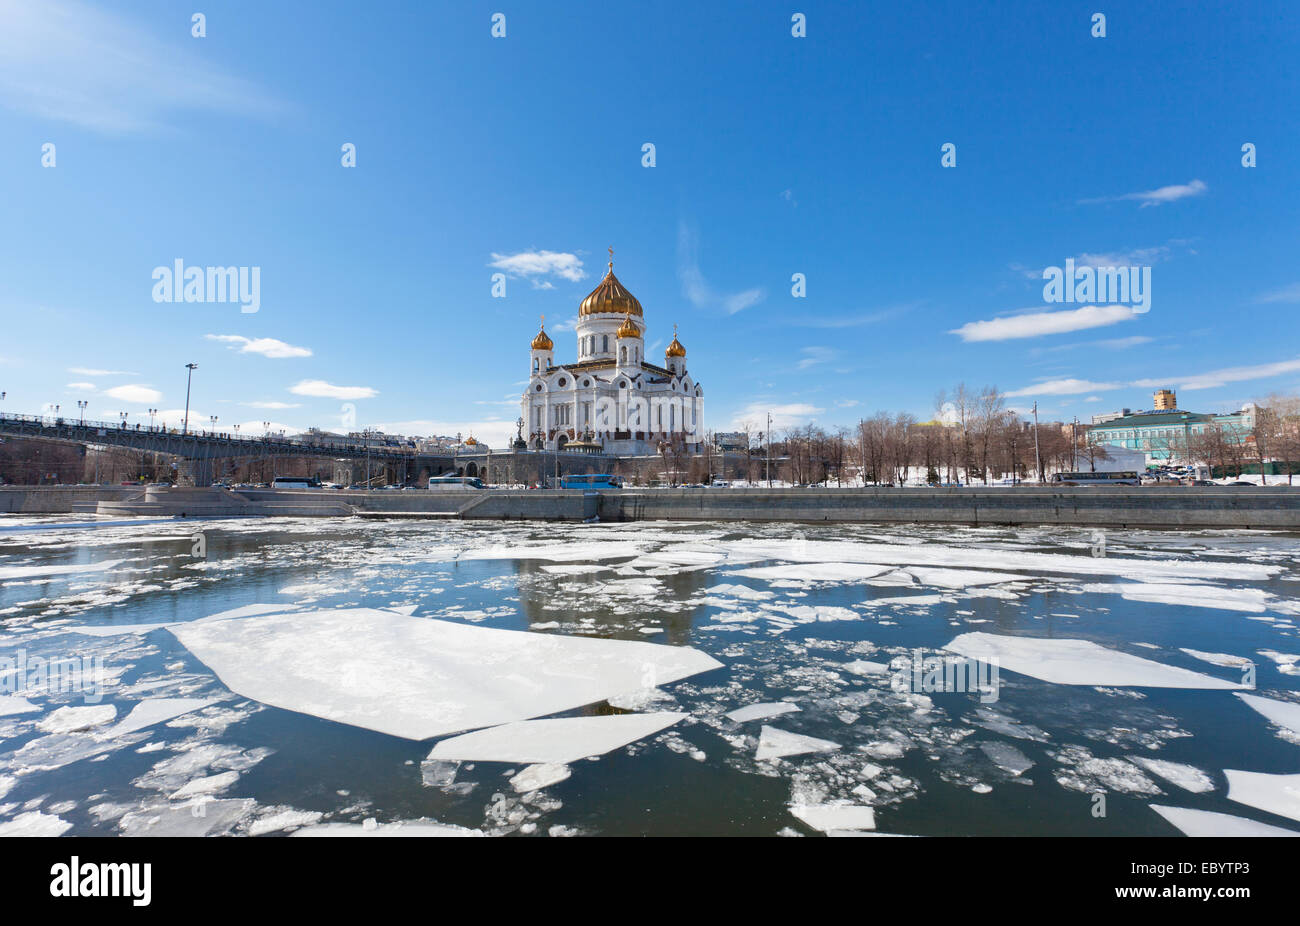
left=615, top=313, right=641, bottom=339
left=530, top=323, right=553, bottom=351
left=665, top=324, right=686, bottom=358
left=464, top=435, right=478, bottom=446
left=579, top=251, right=643, bottom=317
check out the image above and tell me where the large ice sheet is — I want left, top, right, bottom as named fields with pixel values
left=0, top=559, right=124, bottom=581
left=1225, top=770, right=1300, bottom=823
left=426, top=712, right=686, bottom=763
left=1235, top=693, right=1300, bottom=736
left=292, top=818, right=480, bottom=837
left=717, top=538, right=1279, bottom=582
left=729, top=563, right=893, bottom=584
left=169, top=608, right=720, bottom=740
left=1151, top=804, right=1299, bottom=837
left=101, top=698, right=219, bottom=738
left=1082, top=582, right=1284, bottom=613
left=945, top=632, right=1248, bottom=689
left=790, top=803, right=876, bottom=833
left=726, top=702, right=801, bottom=723
left=755, top=725, right=840, bottom=761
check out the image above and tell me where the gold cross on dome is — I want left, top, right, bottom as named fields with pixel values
left=539, top=314, right=545, bottom=328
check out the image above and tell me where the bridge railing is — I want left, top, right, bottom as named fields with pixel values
left=0, top=412, right=444, bottom=461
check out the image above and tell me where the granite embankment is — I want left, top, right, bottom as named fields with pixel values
left=4, top=485, right=1299, bottom=528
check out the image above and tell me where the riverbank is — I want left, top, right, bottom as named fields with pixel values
left=4, top=485, right=1300, bottom=529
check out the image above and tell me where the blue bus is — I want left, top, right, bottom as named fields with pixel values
left=560, top=474, right=623, bottom=490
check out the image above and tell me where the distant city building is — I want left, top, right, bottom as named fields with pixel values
left=521, top=250, right=703, bottom=455
left=713, top=431, right=749, bottom=452
left=1090, top=408, right=1132, bottom=425
left=1153, top=388, right=1177, bottom=411
left=1089, top=401, right=1257, bottom=464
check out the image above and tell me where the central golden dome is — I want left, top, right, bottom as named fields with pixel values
left=579, top=255, right=643, bottom=317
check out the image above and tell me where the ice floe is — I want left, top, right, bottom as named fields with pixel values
left=946, top=632, right=1248, bottom=689
left=0, top=809, right=72, bottom=836
left=36, top=704, right=116, bottom=734
left=426, top=712, right=686, bottom=763
left=755, top=725, right=840, bottom=761
left=1235, top=692, right=1300, bottom=736
left=1127, top=757, right=1214, bottom=793
left=509, top=763, right=572, bottom=792
left=725, top=702, right=801, bottom=723
left=790, top=802, right=876, bottom=833
left=169, top=607, right=719, bottom=740
left=292, top=817, right=481, bottom=837
left=1225, top=770, right=1300, bottom=823
left=1151, top=804, right=1300, bottom=837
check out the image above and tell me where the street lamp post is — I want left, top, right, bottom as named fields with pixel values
left=77, top=400, right=87, bottom=425
left=149, top=408, right=157, bottom=430
left=1032, top=401, right=1043, bottom=483
left=766, top=412, right=772, bottom=488
left=182, top=363, right=198, bottom=435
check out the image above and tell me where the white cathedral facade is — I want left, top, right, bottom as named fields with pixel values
left=522, top=253, right=703, bottom=456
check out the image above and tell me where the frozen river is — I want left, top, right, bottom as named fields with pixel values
left=2, top=516, right=1299, bottom=837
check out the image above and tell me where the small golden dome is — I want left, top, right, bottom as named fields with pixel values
left=530, top=325, right=553, bottom=351
left=616, top=313, right=641, bottom=339
left=579, top=251, right=643, bottom=317
left=665, top=324, right=686, bottom=358
left=464, top=435, right=478, bottom=446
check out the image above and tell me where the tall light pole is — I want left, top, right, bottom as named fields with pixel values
left=209, top=415, right=218, bottom=435
left=1032, top=401, right=1042, bottom=483
left=149, top=408, right=157, bottom=430
left=77, top=400, right=87, bottom=425
left=1071, top=417, right=1079, bottom=471
left=182, top=363, right=198, bottom=435
left=766, top=411, right=772, bottom=488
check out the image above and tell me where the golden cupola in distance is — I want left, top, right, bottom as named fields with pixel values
left=665, top=324, right=686, bottom=358
left=530, top=322, right=553, bottom=351
left=615, top=313, right=641, bottom=339
left=579, top=253, right=644, bottom=317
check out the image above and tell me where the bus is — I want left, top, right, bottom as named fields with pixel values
left=272, top=476, right=321, bottom=489
left=560, top=474, right=623, bottom=490
left=428, top=476, right=485, bottom=490
left=1050, top=471, right=1141, bottom=486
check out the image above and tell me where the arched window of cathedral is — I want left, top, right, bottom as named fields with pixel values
left=533, top=358, right=538, bottom=371
left=603, top=335, right=609, bottom=352
left=620, top=346, right=627, bottom=362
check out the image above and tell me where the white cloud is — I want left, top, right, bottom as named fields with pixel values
left=1257, top=283, right=1300, bottom=304
left=65, top=382, right=96, bottom=392
left=205, top=335, right=312, bottom=359
left=796, top=347, right=835, bottom=370
left=728, top=402, right=825, bottom=432
left=1134, top=357, right=1300, bottom=392
left=489, top=250, right=586, bottom=287
left=104, top=384, right=161, bottom=404
left=375, top=418, right=516, bottom=448
left=950, top=304, right=1137, bottom=342
left=1005, top=379, right=1124, bottom=397
left=68, top=367, right=135, bottom=376
left=0, top=0, right=282, bottom=133
left=240, top=400, right=302, bottom=409
left=1079, top=179, right=1207, bottom=208
left=289, top=380, right=378, bottom=400
left=678, top=222, right=765, bottom=315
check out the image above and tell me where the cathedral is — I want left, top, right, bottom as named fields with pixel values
left=522, top=251, right=703, bottom=456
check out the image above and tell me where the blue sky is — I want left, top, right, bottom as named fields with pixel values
left=1, top=0, right=1297, bottom=444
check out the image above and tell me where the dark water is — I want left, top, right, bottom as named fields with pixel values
left=1, top=515, right=1298, bottom=836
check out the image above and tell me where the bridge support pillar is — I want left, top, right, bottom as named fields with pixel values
left=180, top=459, right=215, bottom=487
